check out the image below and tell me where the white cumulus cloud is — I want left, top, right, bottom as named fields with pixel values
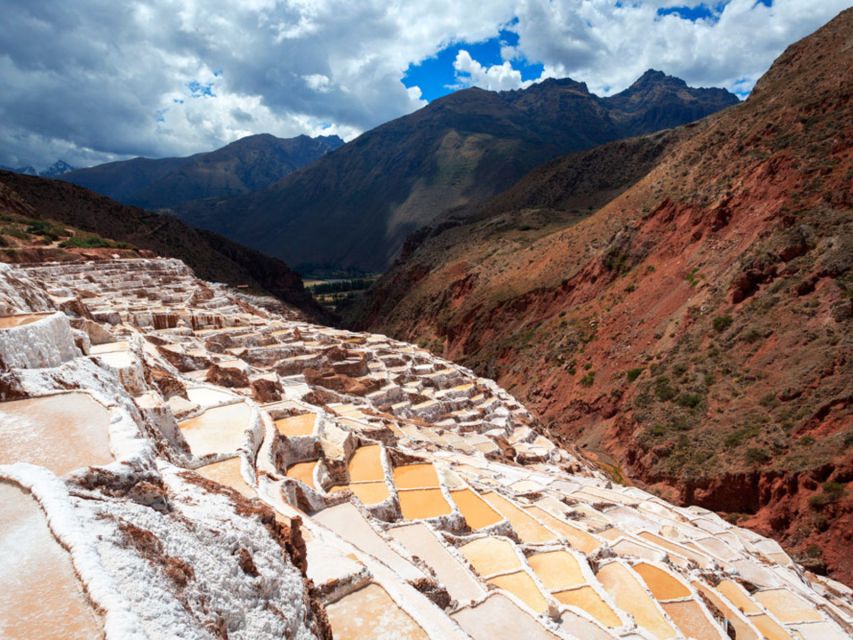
left=453, top=50, right=531, bottom=92
left=0, top=0, right=848, bottom=168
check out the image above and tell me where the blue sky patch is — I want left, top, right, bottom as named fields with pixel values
left=657, top=1, right=772, bottom=22
left=402, top=28, right=543, bottom=102
left=188, top=80, right=215, bottom=98
left=657, top=3, right=726, bottom=21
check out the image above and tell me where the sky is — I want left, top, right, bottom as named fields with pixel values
left=0, top=0, right=849, bottom=169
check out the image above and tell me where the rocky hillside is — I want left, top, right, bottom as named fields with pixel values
left=2, top=256, right=849, bottom=639
left=352, top=10, right=853, bottom=583
left=174, top=72, right=737, bottom=273
left=0, top=170, right=330, bottom=322
left=61, top=133, right=343, bottom=210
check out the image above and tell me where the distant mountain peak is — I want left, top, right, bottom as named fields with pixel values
left=41, top=160, right=76, bottom=177
left=0, top=161, right=76, bottom=177
left=628, top=69, right=688, bottom=90
left=61, top=133, right=343, bottom=210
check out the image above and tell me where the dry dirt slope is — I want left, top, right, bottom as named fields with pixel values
left=352, top=10, right=853, bottom=583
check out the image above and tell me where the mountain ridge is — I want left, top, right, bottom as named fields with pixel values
left=60, top=133, right=343, bottom=210
left=173, top=70, right=739, bottom=272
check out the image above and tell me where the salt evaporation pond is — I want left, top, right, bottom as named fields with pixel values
left=331, top=480, right=389, bottom=505
left=553, top=586, right=622, bottom=628
left=274, top=412, right=316, bottom=437
left=0, top=312, right=52, bottom=328
left=389, top=523, right=484, bottom=605
left=527, top=550, right=586, bottom=590
left=633, top=562, right=691, bottom=600
left=0, top=482, right=102, bottom=639
left=0, top=393, right=113, bottom=474
left=486, top=571, right=549, bottom=613
left=450, top=488, right=502, bottom=530
left=398, top=488, right=452, bottom=520
left=178, top=402, right=253, bottom=457
left=196, top=457, right=256, bottom=499
left=325, top=583, right=427, bottom=640
left=597, top=562, right=676, bottom=639
left=392, top=463, right=439, bottom=489
left=286, top=461, right=317, bottom=489
left=346, top=444, right=384, bottom=482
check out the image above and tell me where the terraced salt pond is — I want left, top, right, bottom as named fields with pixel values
left=449, top=488, right=502, bottom=530
left=0, top=393, right=113, bottom=474
left=178, top=401, right=253, bottom=457
left=553, top=586, right=622, bottom=628
left=596, top=562, right=676, bottom=638
left=0, top=312, right=52, bottom=328
left=527, top=550, right=586, bottom=590
left=286, top=461, right=317, bottom=489
left=325, top=583, right=427, bottom=640
left=460, top=537, right=522, bottom=576
left=389, top=524, right=484, bottom=605
left=398, top=488, right=452, bottom=520
left=754, top=589, right=825, bottom=624
left=692, top=582, right=760, bottom=640
left=486, top=571, right=549, bottom=613
left=392, top=463, right=439, bottom=489
left=661, top=599, right=724, bottom=640
left=274, top=412, right=316, bottom=437
left=347, top=444, right=385, bottom=482
left=481, top=492, right=556, bottom=544
left=0, top=482, right=102, bottom=639
left=451, top=593, right=559, bottom=640
left=633, top=562, right=691, bottom=600
left=331, top=480, right=389, bottom=505
left=195, top=457, right=256, bottom=499
left=526, top=506, right=601, bottom=553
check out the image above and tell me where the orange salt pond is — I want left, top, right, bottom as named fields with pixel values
left=487, top=571, right=550, bottom=613
left=460, top=537, right=522, bottom=577
left=274, top=412, right=316, bottom=437
left=553, top=586, right=623, bottom=628
left=637, top=531, right=712, bottom=567
left=692, top=582, right=759, bottom=640
left=398, top=488, right=452, bottom=520
left=196, top=457, right=256, bottom=499
left=347, top=444, right=385, bottom=482
left=0, top=393, right=113, bottom=475
left=482, top=492, right=557, bottom=544
left=0, top=312, right=51, bottom=328
left=392, top=463, right=439, bottom=489
left=750, top=614, right=794, bottom=640
left=633, top=562, right=691, bottom=601
left=596, top=562, right=676, bottom=639
left=754, top=588, right=824, bottom=624
left=0, top=482, right=102, bottom=639
left=286, top=461, right=317, bottom=489
left=661, top=600, right=725, bottom=640
left=452, top=593, right=561, bottom=640
left=178, top=401, right=253, bottom=457
left=527, top=550, right=586, bottom=590
left=450, top=488, right=502, bottom=530
left=331, top=481, right=389, bottom=505
left=526, top=506, right=600, bottom=554
left=325, top=583, right=428, bottom=640
left=717, top=579, right=762, bottom=615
